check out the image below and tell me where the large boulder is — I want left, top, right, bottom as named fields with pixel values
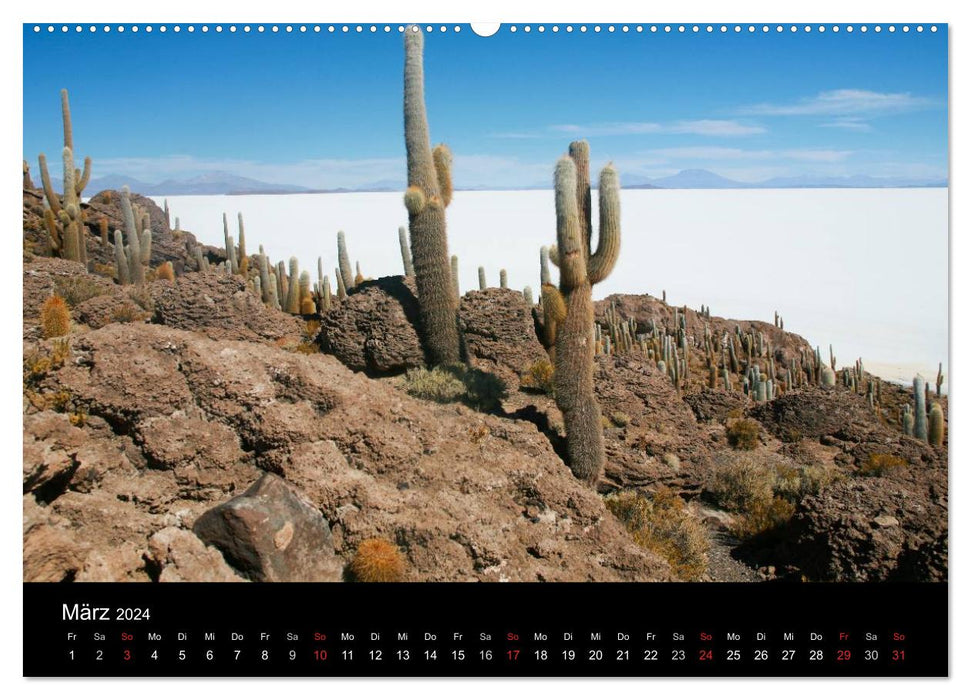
left=193, top=474, right=342, bottom=582
left=767, top=465, right=948, bottom=582
left=318, top=276, right=424, bottom=374
left=146, top=527, right=245, bottom=582
left=459, top=288, right=548, bottom=390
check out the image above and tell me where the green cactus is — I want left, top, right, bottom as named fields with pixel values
left=902, top=404, right=915, bottom=436
left=523, top=286, right=534, bottom=306
left=398, top=226, right=415, bottom=277
left=285, top=257, right=300, bottom=314
left=38, top=89, right=91, bottom=263
left=500, top=269, right=508, bottom=289
left=337, top=230, right=354, bottom=292
left=237, top=213, right=248, bottom=274
left=299, top=271, right=315, bottom=314
left=321, top=275, right=332, bottom=312
left=478, top=266, right=487, bottom=290
left=335, top=267, right=347, bottom=300
left=936, top=362, right=944, bottom=397
left=113, top=230, right=130, bottom=285
left=821, top=365, right=836, bottom=387
left=548, top=143, right=621, bottom=485
left=258, top=248, right=272, bottom=305
left=268, top=271, right=280, bottom=309
left=120, top=187, right=144, bottom=285
left=276, top=260, right=289, bottom=303
left=403, top=28, right=461, bottom=365
left=222, top=213, right=238, bottom=274
left=928, top=402, right=944, bottom=446
left=914, top=375, right=928, bottom=441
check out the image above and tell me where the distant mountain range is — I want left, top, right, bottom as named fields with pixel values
left=57, top=168, right=946, bottom=196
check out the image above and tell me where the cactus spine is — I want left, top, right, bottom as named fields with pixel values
left=403, top=28, right=461, bottom=365
left=399, top=226, right=415, bottom=277
left=914, top=375, right=928, bottom=441
left=549, top=142, right=621, bottom=484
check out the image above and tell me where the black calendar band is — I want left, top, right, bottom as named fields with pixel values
left=23, top=582, right=947, bottom=677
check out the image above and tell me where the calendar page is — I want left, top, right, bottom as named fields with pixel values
left=21, top=19, right=948, bottom=678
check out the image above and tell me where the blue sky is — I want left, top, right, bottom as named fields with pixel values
left=22, top=24, right=948, bottom=188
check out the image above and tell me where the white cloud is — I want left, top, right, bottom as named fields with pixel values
left=640, top=147, right=854, bottom=163
left=741, top=89, right=938, bottom=117
left=819, top=119, right=874, bottom=132
left=494, top=119, right=765, bottom=138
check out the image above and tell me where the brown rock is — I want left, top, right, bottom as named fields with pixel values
left=147, top=527, right=245, bottom=582
left=318, top=276, right=425, bottom=374
left=152, top=272, right=303, bottom=342
left=193, top=473, right=344, bottom=582
left=459, top=288, right=548, bottom=390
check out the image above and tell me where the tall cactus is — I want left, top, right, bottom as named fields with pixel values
left=38, top=90, right=91, bottom=263
left=237, top=213, right=248, bottom=275
left=478, top=267, right=487, bottom=290
left=403, top=27, right=461, bottom=365
left=547, top=142, right=622, bottom=484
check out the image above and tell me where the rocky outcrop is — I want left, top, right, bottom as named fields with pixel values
left=459, top=288, right=548, bottom=390
left=317, top=276, right=425, bottom=374
left=24, top=322, right=672, bottom=582
left=766, top=465, right=948, bottom=582
left=193, top=474, right=343, bottom=582
left=151, top=272, right=304, bottom=342
left=146, top=527, right=245, bottom=582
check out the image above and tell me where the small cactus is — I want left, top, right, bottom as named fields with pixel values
left=928, top=402, right=945, bottom=446
left=337, top=230, right=354, bottom=292
left=349, top=538, right=406, bottom=582
left=40, top=294, right=70, bottom=338
left=478, top=266, right=487, bottom=290
left=914, top=375, right=928, bottom=441
left=499, top=269, right=508, bottom=289
left=285, top=257, right=300, bottom=314
left=399, top=226, right=415, bottom=276
left=156, top=261, right=175, bottom=282
left=299, top=271, right=316, bottom=315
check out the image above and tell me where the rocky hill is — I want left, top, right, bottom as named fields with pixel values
left=22, top=190, right=948, bottom=584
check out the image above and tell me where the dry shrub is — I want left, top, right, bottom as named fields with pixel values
left=610, top=411, right=631, bottom=427
left=54, top=275, right=107, bottom=305
left=520, top=359, right=554, bottom=394
left=401, top=365, right=505, bottom=411
left=726, top=418, right=760, bottom=450
left=349, top=538, right=406, bottom=582
left=40, top=295, right=70, bottom=338
left=707, top=451, right=836, bottom=539
left=859, top=453, right=907, bottom=477
left=605, top=489, right=710, bottom=581
left=110, top=303, right=150, bottom=324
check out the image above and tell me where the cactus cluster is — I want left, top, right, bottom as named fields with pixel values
left=113, top=186, right=153, bottom=285
left=899, top=373, right=945, bottom=446
left=38, top=89, right=92, bottom=264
